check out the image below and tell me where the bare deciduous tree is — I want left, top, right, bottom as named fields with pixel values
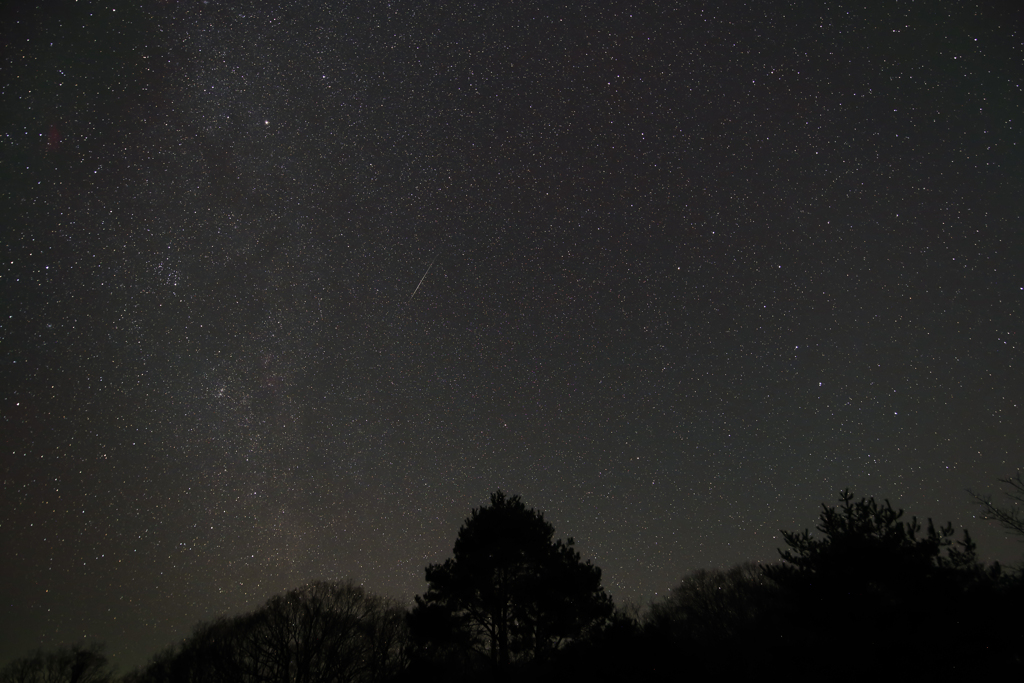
left=969, top=470, right=1024, bottom=539
left=647, top=562, right=779, bottom=643
left=1, top=644, right=112, bottom=683
left=128, top=580, right=407, bottom=683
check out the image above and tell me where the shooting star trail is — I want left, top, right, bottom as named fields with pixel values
left=408, top=254, right=439, bottom=303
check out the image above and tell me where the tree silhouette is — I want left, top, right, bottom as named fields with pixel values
left=764, top=489, right=982, bottom=679
left=127, top=580, right=407, bottom=683
left=0, top=644, right=113, bottom=683
left=767, top=488, right=976, bottom=593
left=409, top=491, right=612, bottom=671
left=647, top=562, right=779, bottom=645
left=969, top=470, right=1024, bottom=539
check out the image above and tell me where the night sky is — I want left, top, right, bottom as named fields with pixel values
left=2, top=0, right=1022, bottom=669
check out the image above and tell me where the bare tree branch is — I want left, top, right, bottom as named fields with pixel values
left=968, top=470, right=1024, bottom=539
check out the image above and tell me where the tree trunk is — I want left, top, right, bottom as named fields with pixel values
left=498, top=603, right=509, bottom=669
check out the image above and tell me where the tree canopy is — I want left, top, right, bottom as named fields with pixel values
left=760, top=489, right=992, bottom=678
left=647, top=562, right=779, bottom=645
left=0, top=644, right=112, bottom=683
left=766, top=488, right=977, bottom=595
left=6, top=488, right=1022, bottom=683
left=125, top=580, right=407, bottom=683
left=409, top=491, right=612, bottom=671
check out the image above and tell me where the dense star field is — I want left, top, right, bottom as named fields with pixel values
left=2, top=0, right=1022, bottom=669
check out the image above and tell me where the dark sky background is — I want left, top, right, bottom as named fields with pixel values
left=2, top=0, right=1022, bottom=670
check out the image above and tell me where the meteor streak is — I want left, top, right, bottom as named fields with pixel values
left=408, top=254, right=439, bottom=302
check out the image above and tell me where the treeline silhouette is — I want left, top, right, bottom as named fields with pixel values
left=4, top=490, right=1022, bottom=683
